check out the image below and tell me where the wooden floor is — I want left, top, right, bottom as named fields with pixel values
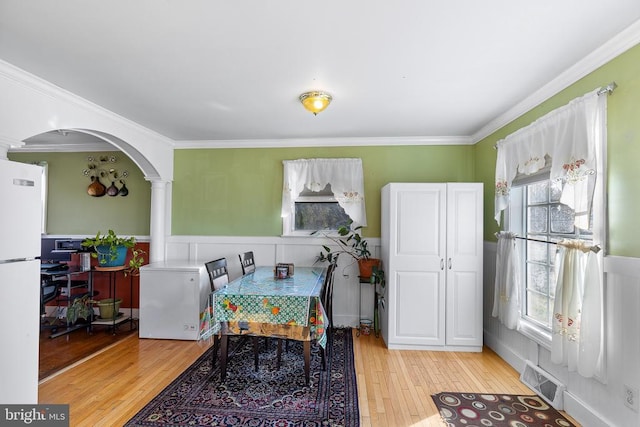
left=39, top=319, right=136, bottom=380
left=38, top=330, right=579, bottom=426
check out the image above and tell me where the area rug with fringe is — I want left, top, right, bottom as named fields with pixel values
left=125, top=328, right=359, bottom=427
left=432, top=392, right=577, bottom=426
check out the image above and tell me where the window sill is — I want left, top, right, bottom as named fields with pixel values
left=518, top=319, right=552, bottom=351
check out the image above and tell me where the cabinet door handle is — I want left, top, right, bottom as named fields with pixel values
left=448, top=258, right=452, bottom=270
left=440, top=259, right=444, bottom=270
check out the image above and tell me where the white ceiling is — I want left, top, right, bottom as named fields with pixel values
left=2, top=1, right=640, bottom=149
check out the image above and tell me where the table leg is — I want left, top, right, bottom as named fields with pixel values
left=220, top=334, right=228, bottom=381
left=212, top=335, right=219, bottom=368
left=303, top=340, right=310, bottom=386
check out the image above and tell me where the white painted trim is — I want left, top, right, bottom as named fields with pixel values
left=564, top=392, right=612, bottom=427
left=9, top=142, right=116, bottom=153
left=175, top=135, right=473, bottom=149
left=471, top=18, right=640, bottom=144
left=167, top=234, right=381, bottom=246
left=604, top=254, right=640, bottom=277
left=484, top=328, right=527, bottom=373
left=0, top=59, right=175, bottom=150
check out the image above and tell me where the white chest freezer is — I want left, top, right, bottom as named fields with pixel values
left=139, top=261, right=210, bottom=340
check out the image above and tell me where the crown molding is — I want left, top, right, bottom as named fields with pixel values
left=471, top=18, right=640, bottom=144
left=175, top=135, right=473, bottom=149
left=0, top=59, right=175, bottom=149
left=8, top=142, right=117, bottom=153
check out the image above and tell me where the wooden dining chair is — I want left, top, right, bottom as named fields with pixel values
left=205, top=258, right=259, bottom=372
left=276, top=259, right=338, bottom=377
left=321, top=260, right=338, bottom=332
left=205, top=258, right=230, bottom=292
left=238, top=251, right=256, bottom=275
left=318, top=259, right=337, bottom=370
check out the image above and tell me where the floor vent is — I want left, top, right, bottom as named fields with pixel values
left=520, top=361, right=566, bottom=410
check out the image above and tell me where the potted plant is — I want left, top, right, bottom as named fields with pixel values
left=66, top=293, right=95, bottom=324
left=81, top=229, right=136, bottom=268
left=316, top=224, right=380, bottom=279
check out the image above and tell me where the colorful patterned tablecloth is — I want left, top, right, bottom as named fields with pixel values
left=206, top=266, right=328, bottom=347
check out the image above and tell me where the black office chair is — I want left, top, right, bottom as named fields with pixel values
left=205, top=258, right=260, bottom=372
left=238, top=251, right=256, bottom=275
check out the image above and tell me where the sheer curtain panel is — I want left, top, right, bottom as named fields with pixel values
left=492, top=231, right=521, bottom=330
left=282, top=158, right=367, bottom=227
left=494, top=88, right=607, bottom=229
left=551, top=241, right=604, bottom=380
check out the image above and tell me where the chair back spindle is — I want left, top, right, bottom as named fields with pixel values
left=205, top=258, right=230, bottom=291
left=238, top=251, right=256, bottom=275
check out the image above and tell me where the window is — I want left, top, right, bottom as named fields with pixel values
left=507, top=176, right=593, bottom=332
left=293, top=184, right=352, bottom=233
left=282, top=158, right=366, bottom=236
left=493, top=89, right=608, bottom=352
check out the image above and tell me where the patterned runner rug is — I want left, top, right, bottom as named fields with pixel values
left=432, top=392, right=577, bottom=426
left=125, top=328, right=359, bottom=427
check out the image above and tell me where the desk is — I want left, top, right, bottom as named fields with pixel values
left=213, top=266, right=327, bottom=384
left=40, top=265, right=91, bottom=339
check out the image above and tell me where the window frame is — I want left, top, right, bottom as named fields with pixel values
left=282, top=187, right=351, bottom=237
left=504, top=166, right=603, bottom=348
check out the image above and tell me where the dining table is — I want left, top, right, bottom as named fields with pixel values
left=211, top=265, right=328, bottom=385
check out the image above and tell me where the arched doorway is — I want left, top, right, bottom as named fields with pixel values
left=1, top=61, right=175, bottom=262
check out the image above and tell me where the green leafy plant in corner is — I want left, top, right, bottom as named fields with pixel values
left=314, top=224, right=371, bottom=264
left=81, top=229, right=136, bottom=265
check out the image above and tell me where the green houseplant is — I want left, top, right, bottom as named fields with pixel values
left=81, top=229, right=136, bottom=268
left=125, top=247, right=146, bottom=276
left=316, top=224, right=380, bottom=279
left=66, top=293, right=94, bottom=324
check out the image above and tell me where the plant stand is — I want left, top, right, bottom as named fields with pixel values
left=91, top=266, right=136, bottom=334
left=356, top=277, right=377, bottom=337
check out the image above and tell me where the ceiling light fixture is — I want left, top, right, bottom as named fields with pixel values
left=299, top=91, right=332, bottom=115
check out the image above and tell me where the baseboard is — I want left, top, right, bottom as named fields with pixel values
left=483, top=329, right=527, bottom=373
left=484, top=329, right=609, bottom=426
left=564, top=392, right=612, bottom=427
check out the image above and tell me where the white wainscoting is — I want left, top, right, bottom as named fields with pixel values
left=484, top=241, right=640, bottom=427
left=165, top=235, right=381, bottom=328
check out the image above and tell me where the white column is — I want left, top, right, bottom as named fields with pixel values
left=149, top=179, right=168, bottom=263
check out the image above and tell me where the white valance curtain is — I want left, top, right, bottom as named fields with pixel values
left=551, top=240, right=604, bottom=380
left=492, top=231, right=521, bottom=330
left=282, top=158, right=367, bottom=227
left=494, top=88, right=607, bottom=229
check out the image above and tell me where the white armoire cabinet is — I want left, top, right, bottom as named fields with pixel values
left=380, top=183, right=483, bottom=351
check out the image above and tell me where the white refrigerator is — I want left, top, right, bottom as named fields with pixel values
left=0, top=159, right=43, bottom=404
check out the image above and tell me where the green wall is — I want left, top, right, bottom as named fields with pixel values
left=9, top=43, right=639, bottom=255
left=173, top=145, right=475, bottom=237
left=8, top=151, right=150, bottom=236
left=474, top=43, right=640, bottom=257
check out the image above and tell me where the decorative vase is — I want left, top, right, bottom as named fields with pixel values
left=118, top=181, right=129, bottom=196
left=106, top=181, right=119, bottom=196
left=358, top=258, right=380, bottom=279
left=87, top=176, right=106, bottom=197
